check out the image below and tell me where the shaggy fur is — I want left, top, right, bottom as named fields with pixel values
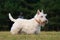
left=9, top=10, right=48, bottom=35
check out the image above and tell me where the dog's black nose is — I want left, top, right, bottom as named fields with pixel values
left=45, top=20, right=48, bottom=23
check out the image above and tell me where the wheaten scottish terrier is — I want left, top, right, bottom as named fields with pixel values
left=9, top=9, right=48, bottom=35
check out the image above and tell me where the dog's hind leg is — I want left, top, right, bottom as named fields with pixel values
left=10, top=23, right=22, bottom=35
left=10, top=27, right=20, bottom=35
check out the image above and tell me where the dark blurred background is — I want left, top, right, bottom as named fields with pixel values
left=0, top=0, right=60, bottom=31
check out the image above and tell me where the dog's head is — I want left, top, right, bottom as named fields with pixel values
left=35, top=9, right=48, bottom=26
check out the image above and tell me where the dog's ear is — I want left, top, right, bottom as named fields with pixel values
left=45, top=14, right=47, bottom=16
left=41, top=9, right=43, bottom=13
left=37, top=9, right=40, bottom=15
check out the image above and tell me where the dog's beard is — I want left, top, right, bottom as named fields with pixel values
left=41, top=22, right=46, bottom=27
left=41, top=24, right=45, bottom=27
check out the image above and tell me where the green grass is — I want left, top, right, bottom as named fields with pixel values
left=0, top=31, right=60, bottom=40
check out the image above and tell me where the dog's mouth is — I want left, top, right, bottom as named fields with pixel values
left=41, top=20, right=48, bottom=25
left=41, top=22, right=45, bottom=25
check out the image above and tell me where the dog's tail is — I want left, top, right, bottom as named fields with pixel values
left=9, top=13, right=16, bottom=22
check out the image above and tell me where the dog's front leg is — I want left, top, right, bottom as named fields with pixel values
left=35, top=27, right=40, bottom=34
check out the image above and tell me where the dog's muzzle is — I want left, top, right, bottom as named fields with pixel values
left=42, top=20, right=48, bottom=26
left=44, top=20, right=48, bottom=23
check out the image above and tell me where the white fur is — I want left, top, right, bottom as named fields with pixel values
left=9, top=10, right=48, bottom=35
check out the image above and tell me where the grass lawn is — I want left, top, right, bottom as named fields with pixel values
left=0, top=31, right=60, bottom=40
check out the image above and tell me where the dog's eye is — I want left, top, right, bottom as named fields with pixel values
left=41, top=16, right=43, bottom=18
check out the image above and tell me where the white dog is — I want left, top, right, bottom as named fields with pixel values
left=9, top=9, right=48, bottom=35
